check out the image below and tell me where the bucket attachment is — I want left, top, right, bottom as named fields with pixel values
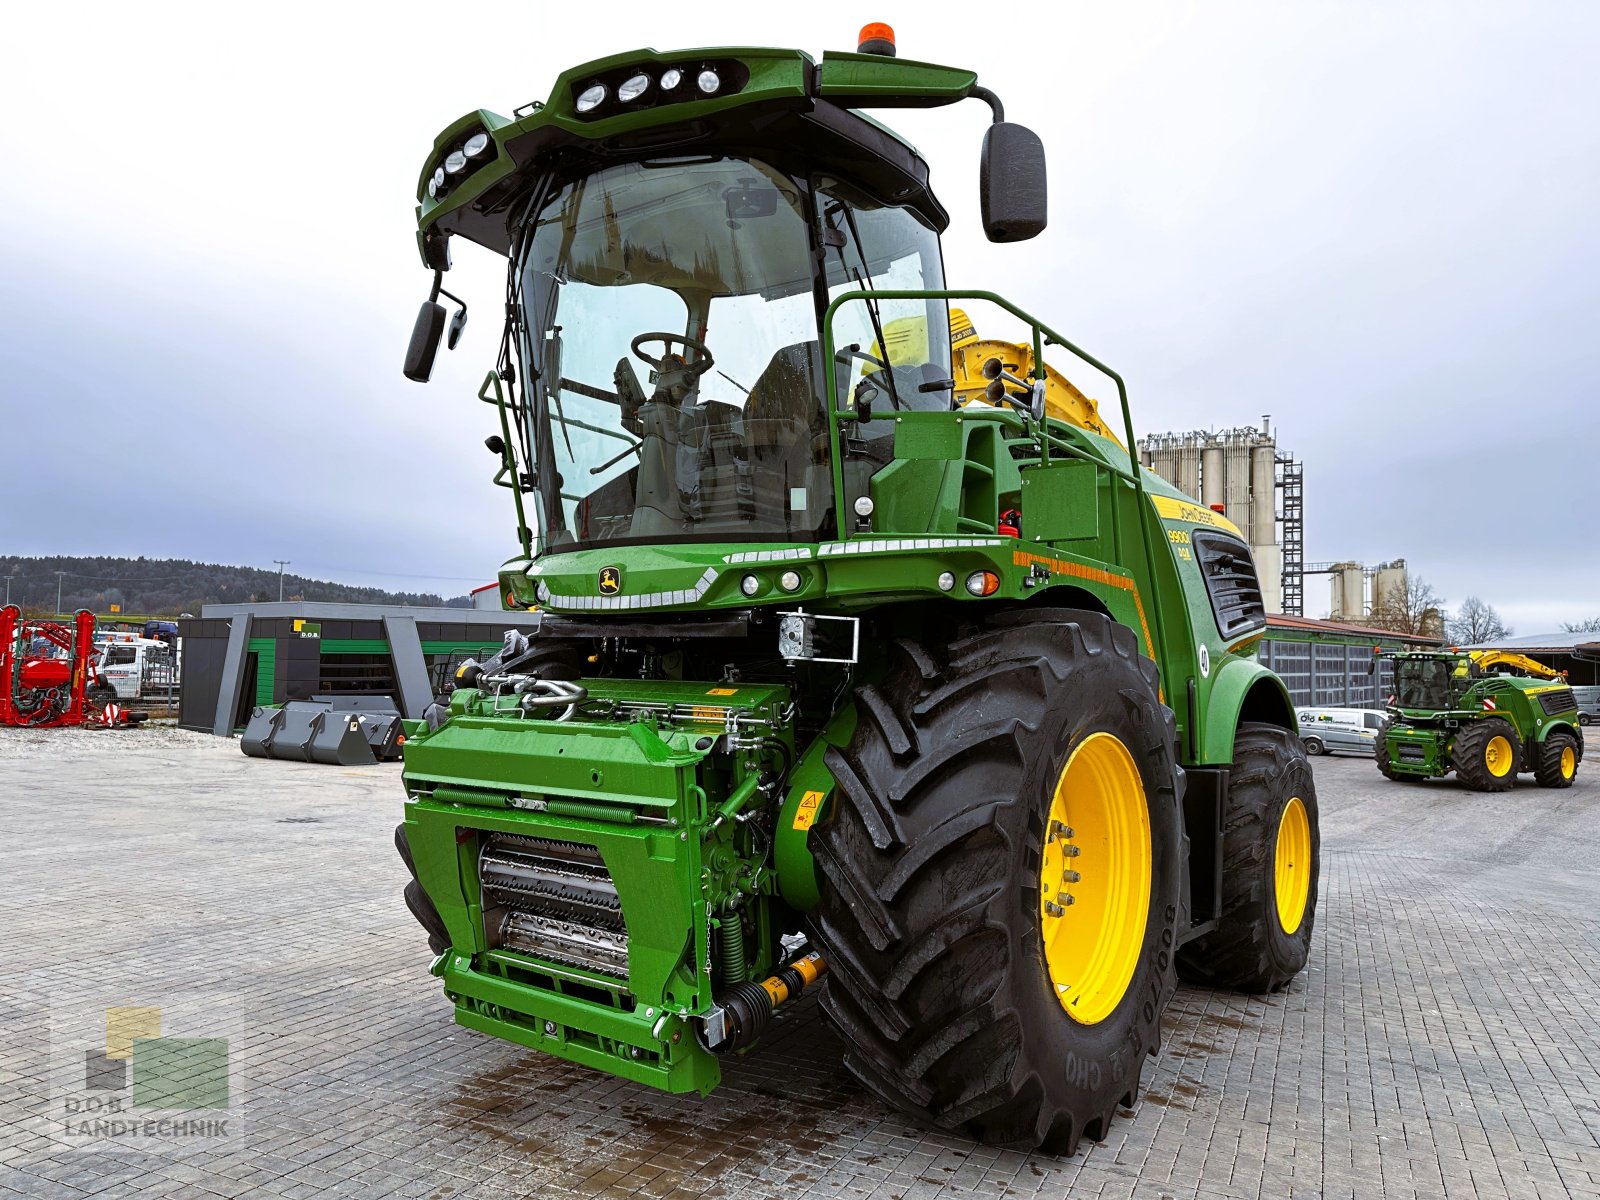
left=240, top=698, right=397, bottom=766
left=310, top=712, right=377, bottom=765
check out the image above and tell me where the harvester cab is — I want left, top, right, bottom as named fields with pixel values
left=1375, top=648, right=1583, bottom=790
left=394, top=27, right=1320, bottom=1153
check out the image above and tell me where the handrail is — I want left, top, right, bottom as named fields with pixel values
left=821, top=288, right=1169, bottom=664
left=478, top=372, right=533, bottom=558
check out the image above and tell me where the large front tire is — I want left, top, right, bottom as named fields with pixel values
left=1177, top=724, right=1319, bottom=993
left=1451, top=718, right=1521, bottom=791
left=808, top=610, right=1183, bottom=1154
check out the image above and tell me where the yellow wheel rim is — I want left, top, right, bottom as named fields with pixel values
left=1560, top=745, right=1577, bottom=780
left=1038, top=732, right=1151, bottom=1026
left=1274, top=797, right=1311, bottom=935
left=1485, top=735, right=1513, bottom=778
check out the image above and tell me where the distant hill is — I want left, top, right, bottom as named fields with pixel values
left=0, top=556, right=473, bottom=616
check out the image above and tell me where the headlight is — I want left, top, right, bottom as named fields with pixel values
left=575, top=83, right=606, bottom=113
left=779, top=570, right=802, bottom=593
left=965, top=570, right=1001, bottom=597
left=697, top=68, right=720, bottom=95
left=431, top=166, right=446, bottom=190
left=463, top=131, right=490, bottom=158
left=660, top=68, right=682, bottom=90
left=740, top=574, right=762, bottom=597
left=937, top=571, right=956, bottom=592
left=618, top=73, right=651, bottom=103
left=444, top=150, right=467, bottom=175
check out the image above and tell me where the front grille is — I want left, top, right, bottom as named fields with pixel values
left=1397, top=744, right=1428, bottom=762
left=479, top=833, right=629, bottom=979
left=1538, top=689, right=1577, bottom=717
left=1192, top=532, right=1266, bottom=638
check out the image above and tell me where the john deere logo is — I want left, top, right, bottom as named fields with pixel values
left=598, top=566, right=623, bottom=596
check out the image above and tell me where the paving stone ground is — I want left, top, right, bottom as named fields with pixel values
left=1, top=725, right=1597, bottom=1199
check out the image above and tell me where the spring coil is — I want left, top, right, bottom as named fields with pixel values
left=718, top=912, right=747, bottom=985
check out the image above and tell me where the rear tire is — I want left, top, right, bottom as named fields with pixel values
left=808, top=610, right=1183, bottom=1154
left=1451, top=718, right=1521, bottom=792
left=1532, top=731, right=1581, bottom=789
left=1177, top=724, right=1319, bottom=993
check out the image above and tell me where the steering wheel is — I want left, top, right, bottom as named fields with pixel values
left=631, top=332, right=714, bottom=377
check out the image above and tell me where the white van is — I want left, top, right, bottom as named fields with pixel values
left=1296, top=707, right=1387, bottom=756
left=1573, top=685, right=1599, bottom=727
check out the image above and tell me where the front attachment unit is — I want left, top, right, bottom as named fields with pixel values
left=399, top=677, right=800, bottom=1095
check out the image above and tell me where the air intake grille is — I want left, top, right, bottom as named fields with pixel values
left=1192, top=532, right=1267, bottom=638
left=1397, top=744, right=1428, bottom=762
left=1538, top=688, right=1577, bottom=717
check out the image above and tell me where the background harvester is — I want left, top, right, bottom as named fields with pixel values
left=1375, top=648, right=1584, bottom=789
left=392, top=27, right=1322, bottom=1154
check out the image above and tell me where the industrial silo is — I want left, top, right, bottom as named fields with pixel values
left=1373, top=560, right=1408, bottom=618
left=1201, top=442, right=1224, bottom=509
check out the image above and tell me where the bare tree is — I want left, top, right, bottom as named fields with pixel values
left=1448, top=596, right=1513, bottom=645
left=1370, top=574, right=1447, bottom=639
left=1562, top=616, right=1600, bottom=633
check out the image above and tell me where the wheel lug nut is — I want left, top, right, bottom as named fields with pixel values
left=1062, top=870, right=1081, bottom=883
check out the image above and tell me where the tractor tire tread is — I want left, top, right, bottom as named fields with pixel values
left=809, top=609, right=1181, bottom=1153
left=1176, top=724, right=1319, bottom=993
left=1450, top=718, right=1521, bottom=792
left=1532, top=730, right=1581, bottom=789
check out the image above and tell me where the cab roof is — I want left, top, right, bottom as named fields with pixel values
left=413, top=46, right=981, bottom=265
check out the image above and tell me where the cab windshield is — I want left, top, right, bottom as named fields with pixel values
left=514, top=155, right=945, bottom=552
left=1394, top=659, right=1455, bottom=710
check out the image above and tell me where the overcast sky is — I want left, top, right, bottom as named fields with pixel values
left=2, top=2, right=1596, bottom=629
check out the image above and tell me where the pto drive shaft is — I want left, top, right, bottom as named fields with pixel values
left=698, top=950, right=828, bottom=1054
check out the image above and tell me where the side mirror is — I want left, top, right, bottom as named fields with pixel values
left=447, top=306, right=468, bottom=350
left=980, top=122, right=1048, bottom=243
left=404, top=300, right=447, bottom=382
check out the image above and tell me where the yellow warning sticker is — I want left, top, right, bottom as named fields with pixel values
left=706, top=687, right=738, bottom=696
left=792, top=789, right=826, bottom=832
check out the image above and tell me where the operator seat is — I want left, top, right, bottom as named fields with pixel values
left=745, top=340, right=825, bottom=435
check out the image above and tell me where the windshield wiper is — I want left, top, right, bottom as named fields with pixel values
left=823, top=200, right=904, bottom=413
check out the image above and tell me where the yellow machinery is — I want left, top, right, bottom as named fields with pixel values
left=1466, top=650, right=1564, bottom=680
left=872, top=311, right=1124, bottom=446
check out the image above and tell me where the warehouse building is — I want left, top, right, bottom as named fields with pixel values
left=178, top=601, right=539, bottom=734
left=1258, top=614, right=1437, bottom=709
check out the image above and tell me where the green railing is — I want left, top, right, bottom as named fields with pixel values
left=822, top=288, right=1168, bottom=656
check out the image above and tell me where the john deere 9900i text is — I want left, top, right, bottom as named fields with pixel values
left=395, top=28, right=1320, bottom=1152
